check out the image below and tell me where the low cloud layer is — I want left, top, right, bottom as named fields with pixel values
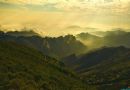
left=0, top=0, right=130, bottom=36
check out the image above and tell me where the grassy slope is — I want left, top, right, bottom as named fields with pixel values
left=0, top=41, right=88, bottom=90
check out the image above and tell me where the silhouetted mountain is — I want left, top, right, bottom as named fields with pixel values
left=0, top=31, right=87, bottom=58
left=77, top=32, right=99, bottom=40
left=75, top=46, right=130, bottom=72
left=62, top=46, right=130, bottom=90
left=103, top=30, right=130, bottom=47
left=77, top=30, right=130, bottom=49
left=0, top=41, right=88, bottom=90
left=6, top=30, right=39, bottom=37
left=76, top=32, right=103, bottom=49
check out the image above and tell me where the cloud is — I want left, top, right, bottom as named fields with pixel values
left=0, top=0, right=130, bottom=36
left=24, top=3, right=62, bottom=12
left=0, top=1, right=62, bottom=12
left=0, top=2, right=23, bottom=9
left=0, top=0, right=130, bottom=13
left=0, top=0, right=130, bottom=16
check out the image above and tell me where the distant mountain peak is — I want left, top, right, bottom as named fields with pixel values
left=6, top=30, right=39, bottom=37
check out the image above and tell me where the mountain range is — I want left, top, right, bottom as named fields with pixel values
left=0, top=31, right=87, bottom=58
left=0, top=30, right=130, bottom=90
left=77, top=30, right=130, bottom=49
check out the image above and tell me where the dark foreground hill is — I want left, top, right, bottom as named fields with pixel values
left=63, top=46, right=130, bottom=90
left=0, top=41, right=88, bottom=90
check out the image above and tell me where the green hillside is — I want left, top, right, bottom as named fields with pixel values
left=0, top=41, right=87, bottom=90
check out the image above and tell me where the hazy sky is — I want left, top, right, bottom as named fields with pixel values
left=0, top=0, right=130, bottom=36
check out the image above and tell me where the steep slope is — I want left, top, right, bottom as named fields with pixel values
left=0, top=31, right=87, bottom=58
left=75, top=46, right=130, bottom=72
left=0, top=41, right=87, bottom=90
left=80, top=47, right=130, bottom=90
left=63, top=46, right=130, bottom=90
left=62, top=54, right=78, bottom=68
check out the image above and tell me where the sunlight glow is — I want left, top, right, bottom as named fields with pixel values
left=0, top=0, right=130, bottom=36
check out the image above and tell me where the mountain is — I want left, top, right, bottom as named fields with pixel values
left=76, top=32, right=103, bottom=49
left=74, top=46, right=130, bottom=72
left=6, top=30, right=39, bottom=37
left=62, top=46, right=130, bottom=90
left=0, top=31, right=87, bottom=58
left=103, top=30, right=130, bottom=47
left=77, top=30, right=130, bottom=49
left=77, top=32, right=99, bottom=40
left=0, top=41, right=88, bottom=90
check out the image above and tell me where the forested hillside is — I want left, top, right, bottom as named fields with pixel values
left=0, top=41, right=88, bottom=90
